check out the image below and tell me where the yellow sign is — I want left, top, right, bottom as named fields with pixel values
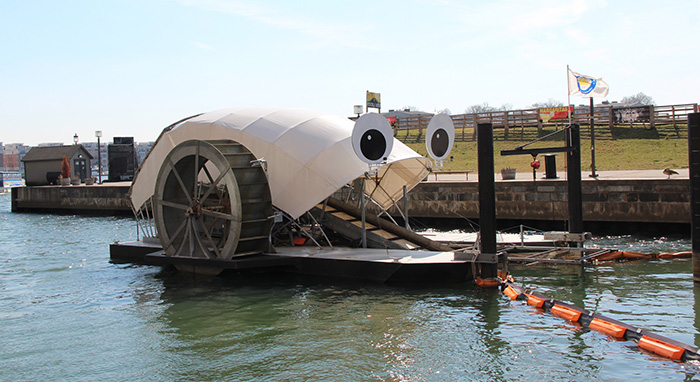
left=366, top=91, right=381, bottom=110
left=539, top=106, right=573, bottom=123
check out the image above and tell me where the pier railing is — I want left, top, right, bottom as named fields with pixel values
left=393, top=103, right=699, bottom=142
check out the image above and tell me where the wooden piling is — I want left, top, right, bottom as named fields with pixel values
left=688, top=113, right=700, bottom=282
left=566, top=124, right=583, bottom=234
left=477, top=123, right=498, bottom=278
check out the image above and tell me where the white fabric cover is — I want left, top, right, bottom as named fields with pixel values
left=130, top=107, right=431, bottom=219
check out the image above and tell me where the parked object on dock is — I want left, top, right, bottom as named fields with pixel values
left=500, top=167, right=516, bottom=180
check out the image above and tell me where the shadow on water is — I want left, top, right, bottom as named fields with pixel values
left=135, top=267, right=517, bottom=381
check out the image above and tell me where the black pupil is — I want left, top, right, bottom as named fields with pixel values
left=360, top=129, right=386, bottom=161
left=431, top=128, right=448, bottom=157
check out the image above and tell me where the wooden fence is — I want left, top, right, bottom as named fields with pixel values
left=393, top=103, right=699, bottom=141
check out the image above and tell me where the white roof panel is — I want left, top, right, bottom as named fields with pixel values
left=130, top=107, right=430, bottom=219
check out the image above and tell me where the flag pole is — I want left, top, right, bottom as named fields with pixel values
left=567, top=65, right=572, bottom=125
left=589, top=96, right=598, bottom=178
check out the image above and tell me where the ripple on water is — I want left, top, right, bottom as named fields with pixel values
left=0, top=193, right=698, bottom=381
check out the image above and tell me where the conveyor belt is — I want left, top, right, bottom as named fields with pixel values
left=310, top=197, right=452, bottom=251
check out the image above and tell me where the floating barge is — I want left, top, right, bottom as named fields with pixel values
left=108, top=107, right=640, bottom=281
left=110, top=108, right=502, bottom=282
left=111, top=241, right=478, bottom=283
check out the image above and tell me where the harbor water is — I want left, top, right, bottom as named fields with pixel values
left=1, top=192, right=700, bottom=381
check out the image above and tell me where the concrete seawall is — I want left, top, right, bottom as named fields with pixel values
left=402, top=178, right=689, bottom=225
left=10, top=172, right=690, bottom=227
left=11, top=182, right=132, bottom=215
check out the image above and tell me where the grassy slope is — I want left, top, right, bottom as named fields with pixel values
left=401, top=129, right=688, bottom=174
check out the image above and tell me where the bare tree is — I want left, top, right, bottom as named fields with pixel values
left=436, top=108, right=451, bottom=115
left=465, top=102, right=512, bottom=114
left=620, top=92, right=655, bottom=105
left=531, top=98, right=564, bottom=108
left=498, top=103, right=513, bottom=111
left=465, top=102, right=497, bottom=114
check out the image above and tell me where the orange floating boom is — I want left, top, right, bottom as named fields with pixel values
left=638, top=336, right=685, bottom=360
left=550, top=304, right=582, bottom=322
left=589, top=318, right=626, bottom=338
left=525, top=293, right=545, bottom=308
left=503, top=285, right=520, bottom=300
left=500, top=281, right=700, bottom=362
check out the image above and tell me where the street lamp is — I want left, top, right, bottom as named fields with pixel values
left=73, top=133, right=79, bottom=145
left=95, top=130, right=102, bottom=184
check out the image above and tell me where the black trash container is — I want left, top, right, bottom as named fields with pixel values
left=544, top=154, right=558, bottom=179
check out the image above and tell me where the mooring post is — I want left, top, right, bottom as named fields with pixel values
left=477, top=123, right=498, bottom=278
left=566, top=124, right=583, bottom=234
left=688, top=113, right=700, bottom=282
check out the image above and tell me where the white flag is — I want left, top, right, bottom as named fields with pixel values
left=568, top=68, right=609, bottom=98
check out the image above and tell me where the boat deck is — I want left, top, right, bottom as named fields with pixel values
left=109, top=240, right=483, bottom=282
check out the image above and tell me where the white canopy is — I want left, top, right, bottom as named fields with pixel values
left=130, top=107, right=431, bottom=219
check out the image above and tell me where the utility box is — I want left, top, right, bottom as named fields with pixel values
left=108, top=137, right=137, bottom=182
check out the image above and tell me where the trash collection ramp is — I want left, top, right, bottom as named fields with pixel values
left=310, top=197, right=452, bottom=252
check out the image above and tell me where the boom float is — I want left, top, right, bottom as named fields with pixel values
left=501, top=281, right=700, bottom=362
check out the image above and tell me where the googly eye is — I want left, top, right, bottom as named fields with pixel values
left=426, top=114, right=454, bottom=161
left=352, top=113, right=394, bottom=164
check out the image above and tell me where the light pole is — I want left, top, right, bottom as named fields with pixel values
left=95, top=130, right=102, bottom=184
left=73, top=133, right=79, bottom=145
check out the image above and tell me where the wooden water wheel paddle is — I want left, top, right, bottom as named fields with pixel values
left=153, top=140, right=272, bottom=272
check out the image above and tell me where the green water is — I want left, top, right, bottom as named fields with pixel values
left=1, top=193, right=699, bottom=381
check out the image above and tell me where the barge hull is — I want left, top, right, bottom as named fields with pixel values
left=110, top=241, right=477, bottom=283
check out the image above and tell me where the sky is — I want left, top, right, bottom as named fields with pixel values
left=1, top=0, right=698, bottom=146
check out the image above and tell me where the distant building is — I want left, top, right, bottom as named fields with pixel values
left=382, top=109, right=434, bottom=119
left=3, top=153, right=18, bottom=172
left=82, top=141, right=109, bottom=176
left=2, top=143, right=29, bottom=174
left=135, top=141, right=154, bottom=165
left=21, top=145, right=93, bottom=186
left=381, top=109, right=434, bottom=129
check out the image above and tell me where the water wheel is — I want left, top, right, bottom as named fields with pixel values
left=153, top=140, right=273, bottom=272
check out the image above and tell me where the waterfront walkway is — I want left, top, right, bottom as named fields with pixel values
left=427, top=169, right=689, bottom=182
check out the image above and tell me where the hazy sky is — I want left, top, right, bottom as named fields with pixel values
left=2, top=0, right=698, bottom=146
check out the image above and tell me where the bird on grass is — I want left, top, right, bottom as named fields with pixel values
left=663, top=168, right=679, bottom=179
